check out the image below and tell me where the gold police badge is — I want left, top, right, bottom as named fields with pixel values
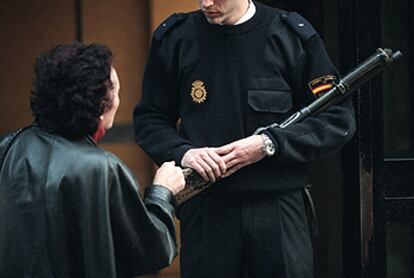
left=191, top=80, right=207, bottom=104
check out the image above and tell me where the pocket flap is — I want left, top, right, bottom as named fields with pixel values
left=248, top=90, right=292, bottom=113
left=248, top=77, right=291, bottom=91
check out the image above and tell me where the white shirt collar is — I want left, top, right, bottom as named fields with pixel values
left=234, top=0, right=256, bottom=25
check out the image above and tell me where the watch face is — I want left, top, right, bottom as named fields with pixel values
left=261, top=133, right=275, bottom=156
left=266, top=144, right=275, bottom=156
left=264, top=140, right=275, bottom=156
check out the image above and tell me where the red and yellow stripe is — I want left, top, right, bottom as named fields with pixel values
left=311, top=83, right=333, bottom=95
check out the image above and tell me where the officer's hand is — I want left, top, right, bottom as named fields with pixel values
left=153, top=161, right=186, bottom=195
left=181, top=148, right=226, bottom=182
left=215, top=135, right=265, bottom=178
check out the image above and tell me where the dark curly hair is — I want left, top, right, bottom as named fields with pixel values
left=30, top=42, right=113, bottom=139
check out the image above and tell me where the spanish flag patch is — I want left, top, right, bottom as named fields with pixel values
left=308, top=75, right=336, bottom=98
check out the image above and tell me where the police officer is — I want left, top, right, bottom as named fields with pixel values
left=134, top=0, right=355, bottom=277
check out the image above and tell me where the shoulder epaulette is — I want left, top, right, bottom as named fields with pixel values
left=280, top=12, right=317, bottom=41
left=153, top=13, right=188, bottom=41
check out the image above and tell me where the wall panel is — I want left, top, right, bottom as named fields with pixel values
left=82, top=0, right=154, bottom=192
left=82, top=0, right=149, bottom=124
left=150, top=0, right=199, bottom=31
left=0, top=0, right=75, bottom=134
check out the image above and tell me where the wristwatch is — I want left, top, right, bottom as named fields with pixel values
left=260, top=133, right=275, bottom=156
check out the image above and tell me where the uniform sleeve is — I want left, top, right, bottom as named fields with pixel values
left=265, top=35, right=356, bottom=164
left=108, top=158, right=178, bottom=277
left=133, top=37, right=193, bottom=166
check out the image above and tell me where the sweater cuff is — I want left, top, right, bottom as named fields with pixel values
left=144, top=185, right=177, bottom=213
left=173, top=145, right=193, bottom=166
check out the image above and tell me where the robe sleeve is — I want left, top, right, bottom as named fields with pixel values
left=108, top=158, right=177, bottom=276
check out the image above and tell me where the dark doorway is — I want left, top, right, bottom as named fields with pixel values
left=339, top=0, right=414, bottom=277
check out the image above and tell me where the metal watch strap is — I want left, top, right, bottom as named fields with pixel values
left=260, top=133, right=275, bottom=156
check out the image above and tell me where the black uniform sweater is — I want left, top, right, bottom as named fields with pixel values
left=134, top=1, right=355, bottom=194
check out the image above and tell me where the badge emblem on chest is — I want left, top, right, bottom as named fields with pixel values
left=191, top=80, right=207, bottom=104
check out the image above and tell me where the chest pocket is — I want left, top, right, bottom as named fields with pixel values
left=248, top=77, right=292, bottom=113
left=246, top=77, right=293, bottom=134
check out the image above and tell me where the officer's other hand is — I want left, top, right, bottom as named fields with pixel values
left=181, top=148, right=226, bottom=182
left=153, top=161, right=186, bottom=195
left=215, top=135, right=265, bottom=178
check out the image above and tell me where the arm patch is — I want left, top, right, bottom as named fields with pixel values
left=281, top=12, right=317, bottom=41
left=154, top=13, right=188, bottom=41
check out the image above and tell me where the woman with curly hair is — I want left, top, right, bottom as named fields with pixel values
left=0, top=42, right=185, bottom=277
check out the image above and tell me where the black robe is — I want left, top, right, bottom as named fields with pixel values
left=0, top=125, right=177, bottom=277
